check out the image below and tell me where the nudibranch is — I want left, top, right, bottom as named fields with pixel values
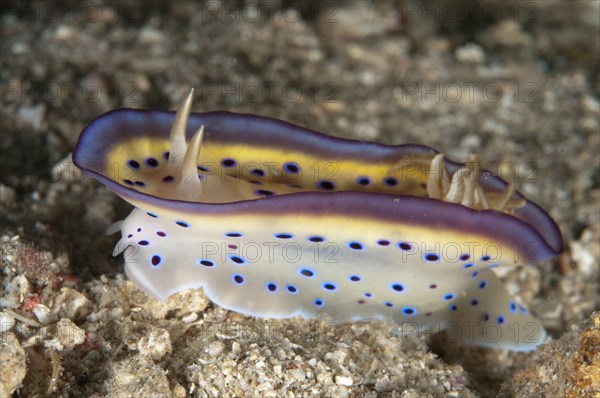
left=74, top=90, right=562, bottom=351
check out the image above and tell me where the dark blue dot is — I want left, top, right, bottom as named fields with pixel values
left=127, top=234, right=133, bottom=238
left=478, top=280, right=487, bottom=289
left=233, top=274, right=245, bottom=285
left=309, top=236, right=324, bottom=242
left=449, top=304, right=457, bottom=311
left=357, top=177, right=370, bottom=186
left=322, top=282, right=337, bottom=291
left=363, top=292, right=372, bottom=298
left=509, top=302, right=517, bottom=313
left=251, top=169, right=265, bottom=177
left=197, top=165, right=208, bottom=172
left=255, top=189, right=275, bottom=197
left=163, top=151, right=170, bottom=160
left=176, top=221, right=189, bottom=228
left=283, top=162, right=300, bottom=174
left=484, top=313, right=490, bottom=321
left=221, top=158, right=236, bottom=168
left=519, top=304, right=528, bottom=314
left=299, top=268, right=315, bottom=278
left=391, top=283, right=405, bottom=292
left=198, top=259, right=215, bottom=267
left=151, top=255, right=162, bottom=267
left=137, top=228, right=142, bottom=232
left=275, top=233, right=293, bottom=239
left=138, top=240, right=149, bottom=246
left=225, top=232, right=243, bottom=237
left=471, top=271, right=479, bottom=278
left=377, top=240, right=390, bottom=246
left=147, top=212, right=158, bottom=218
left=229, top=255, right=245, bottom=265
left=398, top=242, right=413, bottom=251
left=481, top=255, right=491, bottom=261
left=384, top=177, right=397, bottom=186
left=429, top=284, right=437, bottom=289
left=463, top=263, right=474, bottom=269
left=145, top=157, right=159, bottom=167
left=497, top=315, right=505, bottom=324
left=314, top=299, right=324, bottom=307
left=348, top=242, right=363, bottom=250
left=443, top=293, right=455, bottom=301
left=384, top=302, right=394, bottom=308
left=266, top=282, right=278, bottom=292
left=123, top=179, right=135, bottom=186
left=318, top=180, right=335, bottom=190
left=425, top=253, right=439, bottom=262
left=460, top=254, right=470, bottom=261
left=198, top=174, right=206, bottom=181
left=156, top=231, right=167, bottom=237
left=134, top=180, right=146, bottom=187
left=470, top=299, right=479, bottom=306
left=127, top=160, right=140, bottom=169
left=402, top=307, right=417, bottom=316
left=286, top=285, right=298, bottom=294
left=162, top=175, right=175, bottom=183
left=349, top=275, right=361, bottom=282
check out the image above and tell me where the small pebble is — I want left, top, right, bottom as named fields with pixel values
left=0, top=184, right=16, bottom=205
left=16, top=104, right=45, bottom=130
left=335, top=375, right=353, bottom=386
left=455, top=43, right=486, bottom=64
left=0, top=333, right=27, bottom=396
left=33, top=304, right=53, bottom=324
left=137, top=327, right=172, bottom=360
left=181, top=312, right=198, bottom=323
left=207, top=341, right=225, bottom=357
left=54, top=318, right=85, bottom=350
left=44, top=318, right=85, bottom=351
left=53, top=287, right=91, bottom=321
left=0, top=311, right=16, bottom=333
